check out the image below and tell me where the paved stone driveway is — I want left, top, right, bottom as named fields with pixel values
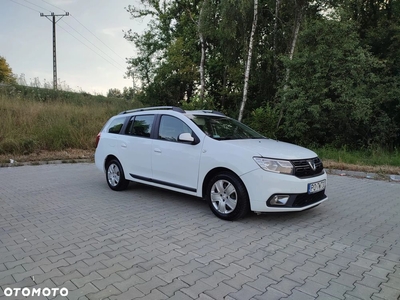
left=0, top=163, right=399, bottom=300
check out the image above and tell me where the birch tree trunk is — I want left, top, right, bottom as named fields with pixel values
left=273, top=0, right=281, bottom=75
left=199, top=29, right=206, bottom=101
left=238, top=0, right=258, bottom=122
left=276, top=3, right=305, bottom=128
left=195, top=1, right=207, bottom=101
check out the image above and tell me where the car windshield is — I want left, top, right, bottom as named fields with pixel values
left=189, top=115, right=265, bottom=140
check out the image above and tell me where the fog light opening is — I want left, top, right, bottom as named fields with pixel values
left=269, top=195, right=290, bottom=206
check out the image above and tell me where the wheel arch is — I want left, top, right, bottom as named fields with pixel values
left=201, top=167, right=249, bottom=199
left=105, top=155, right=119, bottom=171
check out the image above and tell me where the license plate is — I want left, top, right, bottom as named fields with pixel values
left=308, top=180, right=326, bottom=194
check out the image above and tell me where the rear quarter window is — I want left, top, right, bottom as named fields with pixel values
left=107, top=117, right=126, bottom=134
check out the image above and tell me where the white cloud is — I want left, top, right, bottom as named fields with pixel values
left=102, top=27, right=129, bottom=37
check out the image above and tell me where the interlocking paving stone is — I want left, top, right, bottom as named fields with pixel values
left=1, top=164, right=400, bottom=299
left=295, top=278, right=327, bottom=297
left=157, top=279, right=189, bottom=297
left=71, top=271, right=104, bottom=288
left=331, top=272, right=359, bottom=288
left=168, top=290, right=193, bottom=300
left=51, top=270, right=83, bottom=286
left=204, top=282, right=238, bottom=299
left=226, top=284, right=263, bottom=300
left=86, top=284, right=120, bottom=300
left=372, top=285, right=400, bottom=300
left=180, top=279, right=213, bottom=299
left=285, top=289, right=318, bottom=300
left=319, top=281, right=354, bottom=300
left=12, top=266, right=44, bottom=282
left=269, top=277, right=303, bottom=295
left=156, top=267, right=186, bottom=284
left=347, top=283, right=383, bottom=299
left=135, top=288, right=168, bottom=300
left=253, top=287, right=288, bottom=300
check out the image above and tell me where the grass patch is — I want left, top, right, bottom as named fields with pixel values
left=313, top=146, right=400, bottom=174
left=0, top=86, right=141, bottom=155
left=314, top=146, right=400, bottom=167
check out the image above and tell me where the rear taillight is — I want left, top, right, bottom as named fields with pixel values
left=95, top=133, right=101, bottom=148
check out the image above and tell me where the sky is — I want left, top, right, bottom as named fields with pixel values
left=0, top=0, right=149, bottom=95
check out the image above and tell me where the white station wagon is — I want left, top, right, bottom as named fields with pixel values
left=95, top=106, right=328, bottom=220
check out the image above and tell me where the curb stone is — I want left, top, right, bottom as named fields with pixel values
left=0, top=159, right=93, bottom=168
left=326, top=169, right=400, bottom=182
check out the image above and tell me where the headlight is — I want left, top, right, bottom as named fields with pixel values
left=253, top=157, right=293, bottom=174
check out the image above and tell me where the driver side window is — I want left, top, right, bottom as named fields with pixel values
left=158, top=115, right=192, bottom=142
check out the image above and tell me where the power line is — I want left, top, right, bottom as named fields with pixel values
left=60, top=19, right=126, bottom=69
left=22, top=0, right=51, bottom=13
left=9, top=0, right=41, bottom=13
left=57, top=23, right=125, bottom=73
left=41, top=0, right=66, bottom=12
left=41, top=0, right=126, bottom=62
left=70, top=14, right=126, bottom=61
left=10, top=0, right=127, bottom=77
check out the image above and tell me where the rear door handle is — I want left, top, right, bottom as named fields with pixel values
left=154, top=148, right=162, bottom=153
left=121, top=143, right=127, bottom=148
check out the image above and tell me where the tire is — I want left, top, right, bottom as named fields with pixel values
left=106, top=159, right=129, bottom=191
left=206, top=172, right=250, bottom=221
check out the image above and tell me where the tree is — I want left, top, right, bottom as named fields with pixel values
left=0, top=56, right=16, bottom=84
left=125, top=0, right=199, bottom=105
left=107, top=88, right=122, bottom=98
left=16, top=73, right=27, bottom=86
left=278, top=18, right=387, bottom=147
left=123, top=0, right=400, bottom=148
left=238, top=0, right=258, bottom=121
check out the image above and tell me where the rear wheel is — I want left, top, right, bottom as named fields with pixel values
left=106, top=159, right=129, bottom=191
left=206, top=172, right=250, bottom=220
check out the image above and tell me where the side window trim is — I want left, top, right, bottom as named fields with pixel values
left=126, top=114, right=155, bottom=138
left=124, top=116, right=136, bottom=135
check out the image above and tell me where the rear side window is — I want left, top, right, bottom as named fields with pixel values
left=107, top=117, right=125, bottom=134
left=127, top=115, right=154, bottom=138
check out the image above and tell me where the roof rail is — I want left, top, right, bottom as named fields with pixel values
left=118, top=106, right=186, bottom=115
left=187, top=110, right=226, bottom=116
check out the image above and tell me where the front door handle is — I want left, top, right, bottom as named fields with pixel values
left=154, top=148, right=162, bottom=153
left=121, top=143, right=127, bottom=148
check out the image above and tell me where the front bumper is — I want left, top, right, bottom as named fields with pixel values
left=240, top=168, right=328, bottom=212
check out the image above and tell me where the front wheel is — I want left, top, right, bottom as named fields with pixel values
left=206, top=172, right=250, bottom=221
left=106, top=159, right=129, bottom=191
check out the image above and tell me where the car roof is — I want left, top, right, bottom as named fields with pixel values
left=117, top=106, right=226, bottom=118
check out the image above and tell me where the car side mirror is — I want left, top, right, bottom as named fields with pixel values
left=178, top=132, right=195, bottom=143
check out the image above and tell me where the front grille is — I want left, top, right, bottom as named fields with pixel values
left=292, top=190, right=326, bottom=207
left=292, top=157, right=324, bottom=178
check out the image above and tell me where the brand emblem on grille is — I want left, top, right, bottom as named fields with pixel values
left=308, top=160, right=317, bottom=171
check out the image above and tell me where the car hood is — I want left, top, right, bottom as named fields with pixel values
left=223, top=139, right=317, bottom=160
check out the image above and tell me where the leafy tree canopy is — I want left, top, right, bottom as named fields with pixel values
left=124, top=0, right=400, bottom=149
left=0, top=56, right=16, bottom=84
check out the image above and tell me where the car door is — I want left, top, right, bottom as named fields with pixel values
left=119, top=114, right=155, bottom=180
left=151, top=115, right=202, bottom=193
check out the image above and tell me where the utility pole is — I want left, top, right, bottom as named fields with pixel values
left=40, top=12, right=69, bottom=90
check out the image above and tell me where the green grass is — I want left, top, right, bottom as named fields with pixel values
left=313, top=146, right=400, bottom=167
left=0, top=85, right=141, bottom=155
